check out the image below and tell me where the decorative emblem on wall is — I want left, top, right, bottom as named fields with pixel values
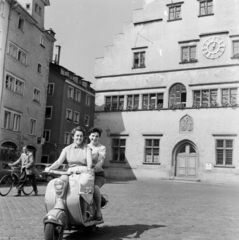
left=202, top=36, right=226, bottom=59
left=180, top=114, right=193, bottom=132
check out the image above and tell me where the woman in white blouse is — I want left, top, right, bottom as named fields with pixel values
left=88, top=127, right=106, bottom=221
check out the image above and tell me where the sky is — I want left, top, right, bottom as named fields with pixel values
left=45, top=0, right=144, bottom=87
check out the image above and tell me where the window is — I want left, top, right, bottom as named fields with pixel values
left=169, top=84, right=186, bottom=107
left=3, top=109, right=21, bottom=131
left=37, top=63, right=42, bottom=73
left=3, top=110, right=11, bottom=129
left=126, top=95, right=139, bottom=110
left=12, top=114, right=21, bottom=131
left=40, top=35, right=45, bottom=47
left=193, top=89, right=218, bottom=107
left=66, top=109, right=73, bottom=121
left=216, top=140, right=233, bottom=166
left=74, top=112, right=80, bottom=124
left=33, top=88, right=40, bottom=103
left=18, top=17, right=25, bottom=31
left=169, top=5, right=181, bottom=20
left=43, top=130, right=51, bottom=142
left=17, top=49, right=27, bottom=64
left=85, top=94, right=91, bottom=106
left=26, top=4, right=31, bottom=10
left=8, top=42, right=27, bottom=65
left=45, top=107, right=52, bottom=119
left=142, top=93, right=164, bottom=109
left=64, top=132, right=71, bottom=144
left=30, top=119, right=36, bottom=135
left=15, top=79, right=24, bottom=95
left=112, top=139, right=126, bottom=162
left=47, top=83, right=54, bottom=95
left=222, top=88, right=237, bottom=106
left=232, top=40, right=239, bottom=58
left=145, top=139, right=160, bottom=163
left=199, top=0, right=213, bottom=16
left=181, top=46, right=197, bottom=63
left=84, top=115, right=90, bottom=127
left=105, top=96, right=124, bottom=110
left=133, top=52, right=145, bottom=68
left=67, top=86, right=74, bottom=100
left=75, top=89, right=81, bottom=102
left=5, top=74, right=14, bottom=91
left=35, top=3, right=42, bottom=16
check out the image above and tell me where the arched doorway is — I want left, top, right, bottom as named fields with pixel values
left=176, top=142, right=197, bottom=178
left=0, top=141, right=19, bottom=162
left=27, top=145, right=37, bottom=159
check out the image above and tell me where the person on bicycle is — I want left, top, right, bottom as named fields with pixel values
left=9, top=146, right=38, bottom=196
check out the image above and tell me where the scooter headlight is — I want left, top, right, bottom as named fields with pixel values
left=54, top=179, right=65, bottom=196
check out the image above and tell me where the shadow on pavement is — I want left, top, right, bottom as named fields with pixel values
left=64, top=224, right=165, bottom=239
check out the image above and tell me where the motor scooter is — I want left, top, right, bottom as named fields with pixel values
left=43, top=168, right=108, bottom=240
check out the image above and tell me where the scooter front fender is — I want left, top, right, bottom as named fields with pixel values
left=43, top=209, right=67, bottom=228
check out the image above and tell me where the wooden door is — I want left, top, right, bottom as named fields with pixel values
left=177, top=144, right=197, bottom=177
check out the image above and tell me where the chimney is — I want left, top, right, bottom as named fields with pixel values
left=55, top=45, right=61, bottom=65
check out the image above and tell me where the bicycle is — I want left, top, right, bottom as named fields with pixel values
left=0, top=166, right=34, bottom=196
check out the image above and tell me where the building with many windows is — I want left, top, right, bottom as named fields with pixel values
left=94, top=0, right=239, bottom=184
left=42, top=62, right=95, bottom=163
left=0, top=0, right=55, bottom=162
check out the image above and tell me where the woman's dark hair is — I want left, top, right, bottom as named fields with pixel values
left=88, top=127, right=102, bottom=137
left=71, top=126, right=86, bottom=137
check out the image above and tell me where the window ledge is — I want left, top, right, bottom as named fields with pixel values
left=40, top=44, right=45, bottom=48
left=167, top=18, right=182, bottom=22
left=198, top=13, right=214, bottom=18
left=179, top=60, right=198, bottom=64
left=132, top=66, right=146, bottom=69
left=33, top=100, right=40, bottom=105
left=214, top=165, right=235, bottom=168
left=110, top=161, right=126, bottom=164
left=143, top=162, right=161, bottom=165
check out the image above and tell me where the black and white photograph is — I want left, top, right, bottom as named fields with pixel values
left=0, top=0, right=239, bottom=239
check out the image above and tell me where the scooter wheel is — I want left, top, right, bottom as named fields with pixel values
left=44, top=223, right=64, bottom=240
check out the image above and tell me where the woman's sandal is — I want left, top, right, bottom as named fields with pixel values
left=95, top=215, right=103, bottom=221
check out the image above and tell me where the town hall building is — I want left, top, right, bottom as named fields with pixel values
left=94, top=0, right=239, bottom=184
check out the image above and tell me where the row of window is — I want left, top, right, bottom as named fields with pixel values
left=45, top=107, right=90, bottom=126
left=3, top=109, right=37, bottom=135
left=8, top=42, right=43, bottom=72
left=67, top=85, right=91, bottom=106
left=111, top=138, right=234, bottom=166
left=5, top=74, right=41, bottom=103
left=105, top=84, right=237, bottom=110
left=133, top=40, right=239, bottom=68
left=167, top=0, right=213, bottom=21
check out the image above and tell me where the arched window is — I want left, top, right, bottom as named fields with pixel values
left=0, top=141, right=19, bottom=162
left=169, top=83, right=187, bottom=107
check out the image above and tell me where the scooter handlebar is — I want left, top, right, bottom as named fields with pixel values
left=43, top=169, right=93, bottom=175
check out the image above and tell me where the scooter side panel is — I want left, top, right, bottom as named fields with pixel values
left=66, top=178, right=84, bottom=225
left=45, top=179, right=57, bottom=212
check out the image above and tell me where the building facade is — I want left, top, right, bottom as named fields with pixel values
left=94, top=0, right=239, bottom=184
left=42, top=63, right=95, bottom=163
left=0, top=0, right=55, bottom=162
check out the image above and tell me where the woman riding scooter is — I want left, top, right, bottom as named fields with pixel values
left=88, top=127, right=107, bottom=221
left=45, top=126, right=94, bottom=212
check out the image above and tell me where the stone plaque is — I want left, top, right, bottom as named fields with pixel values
left=180, top=114, right=193, bottom=132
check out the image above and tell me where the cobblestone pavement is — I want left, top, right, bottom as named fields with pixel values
left=0, top=180, right=239, bottom=240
